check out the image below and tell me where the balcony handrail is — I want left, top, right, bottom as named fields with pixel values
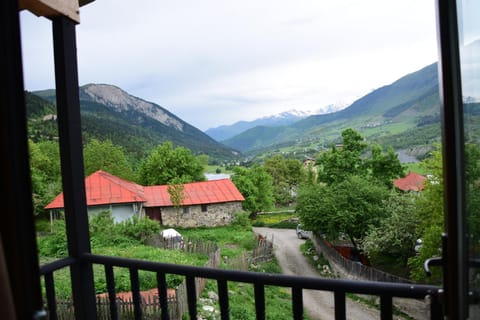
left=82, top=253, right=438, bottom=298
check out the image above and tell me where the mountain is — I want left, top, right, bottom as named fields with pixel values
left=31, top=84, right=239, bottom=160
left=205, top=110, right=313, bottom=141
left=223, top=63, right=443, bottom=155
left=205, top=103, right=351, bottom=142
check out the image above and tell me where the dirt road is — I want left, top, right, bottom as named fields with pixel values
left=253, top=227, right=379, bottom=320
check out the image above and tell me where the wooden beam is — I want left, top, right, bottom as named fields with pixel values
left=18, top=0, right=80, bottom=23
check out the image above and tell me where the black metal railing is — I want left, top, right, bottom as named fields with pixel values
left=40, top=253, right=442, bottom=320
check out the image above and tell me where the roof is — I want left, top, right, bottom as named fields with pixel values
left=45, top=171, right=244, bottom=209
left=393, top=172, right=427, bottom=192
left=143, top=179, right=245, bottom=207
left=45, top=170, right=146, bottom=209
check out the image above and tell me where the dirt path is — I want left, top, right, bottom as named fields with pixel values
left=253, top=227, right=379, bottom=320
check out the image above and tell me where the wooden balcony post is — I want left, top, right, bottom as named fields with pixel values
left=52, top=15, right=97, bottom=319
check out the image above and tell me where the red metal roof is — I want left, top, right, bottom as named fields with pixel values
left=143, top=179, right=245, bottom=207
left=45, top=171, right=244, bottom=209
left=45, top=170, right=146, bottom=209
left=393, top=172, right=426, bottom=192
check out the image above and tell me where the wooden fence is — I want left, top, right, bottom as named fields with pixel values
left=311, top=235, right=411, bottom=283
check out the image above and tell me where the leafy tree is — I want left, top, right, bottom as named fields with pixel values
left=139, top=141, right=205, bottom=185
left=408, top=145, right=444, bottom=283
left=316, top=128, right=367, bottom=185
left=167, top=179, right=186, bottom=226
left=264, top=155, right=305, bottom=206
left=231, top=165, right=274, bottom=217
left=83, top=139, right=135, bottom=181
left=29, top=140, right=62, bottom=215
left=362, top=193, right=418, bottom=267
left=368, top=144, right=405, bottom=187
left=297, top=175, right=390, bottom=250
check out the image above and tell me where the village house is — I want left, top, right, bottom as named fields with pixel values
left=393, top=172, right=427, bottom=192
left=45, top=170, right=245, bottom=227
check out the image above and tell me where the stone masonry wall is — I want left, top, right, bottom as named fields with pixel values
left=160, top=202, right=243, bottom=228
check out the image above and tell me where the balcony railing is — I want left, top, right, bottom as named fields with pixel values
left=40, top=253, right=442, bottom=320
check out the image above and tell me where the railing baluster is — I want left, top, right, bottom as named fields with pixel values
left=217, top=279, right=230, bottom=320
left=334, top=290, right=346, bottom=320
left=104, top=265, right=118, bottom=320
left=186, top=276, right=197, bottom=319
left=156, top=272, right=170, bottom=320
left=44, top=272, right=58, bottom=320
left=254, top=283, right=265, bottom=320
left=291, top=286, right=303, bottom=320
left=129, top=268, right=143, bottom=320
left=380, top=294, right=393, bottom=320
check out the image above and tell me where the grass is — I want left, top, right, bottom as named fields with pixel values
left=252, top=211, right=298, bottom=228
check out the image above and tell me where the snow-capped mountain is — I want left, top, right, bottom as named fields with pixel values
left=205, top=102, right=351, bottom=142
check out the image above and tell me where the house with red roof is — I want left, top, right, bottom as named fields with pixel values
left=45, top=170, right=245, bottom=227
left=393, top=172, right=427, bottom=192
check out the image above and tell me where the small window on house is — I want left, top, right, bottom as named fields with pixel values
left=201, top=204, right=208, bottom=212
left=183, top=207, right=190, bottom=215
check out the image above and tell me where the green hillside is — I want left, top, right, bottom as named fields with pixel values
left=224, top=63, right=443, bottom=159
left=29, top=86, right=239, bottom=161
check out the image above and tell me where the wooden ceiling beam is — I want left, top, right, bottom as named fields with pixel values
left=18, top=0, right=95, bottom=23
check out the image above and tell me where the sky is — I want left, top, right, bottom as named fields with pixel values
left=20, top=0, right=438, bottom=131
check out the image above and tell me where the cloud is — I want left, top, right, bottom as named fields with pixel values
left=20, top=0, right=438, bottom=130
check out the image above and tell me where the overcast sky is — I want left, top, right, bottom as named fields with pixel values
left=20, top=1, right=438, bottom=131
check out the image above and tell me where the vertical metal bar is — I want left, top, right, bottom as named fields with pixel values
left=254, top=283, right=265, bottom=320
left=129, top=268, right=143, bottom=320
left=52, top=15, right=97, bottom=320
left=44, top=273, right=58, bottom=320
left=156, top=272, right=170, bottom=320
left=435, top=0, right=468, bottom=318
left=334, top=291, right=346, bottom=320
left=430, top=291, right=444, bottom=320
left=105, top=265, right=118, bottom=320
left=0, top=1, right=44, bottom=318
left=291, top=286, right=303, bottom=320
left=380, top=295, right=393, bottom=320
left=186, top=276, right=197, bottom=319
left=217, top=279, right=230, bottom=320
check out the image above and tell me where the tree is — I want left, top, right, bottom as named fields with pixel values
left=316, top=128, right=367, bottom=185
left=297, top=175, right=390, bottom=250
left=231, top=165, right=274, bottom=217
left=83, top=139, right=135, bottom=181
left=167, top=179, right=186, bottom=226
left=407, top=145, right=444, bottom=283
left=139, top=141, right=205, bottom=185
left=362, top=193, right=418, bottom=267
left=264, top=155, right=305, bottom=206
left=368, top=144, right=405, bottom=187
left=29, top=140, right=62, bottom=215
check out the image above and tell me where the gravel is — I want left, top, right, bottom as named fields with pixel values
left=253, top=227, right=380, bottom=320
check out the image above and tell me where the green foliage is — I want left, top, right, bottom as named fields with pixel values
left=362, top=193, right=418, bottom=267
left=368, top=144, right=406, bottom=187
left=316, top=128, right=368, bottom=185
left=37, top=212, right=161, bottom=258
left=83, top=139, right=136, bottom=181
left=231, top=211, right=252, bottom=228
left=167, top=180, right=186, bottom=225
left=297, top=175, right=390, bottom=249
left=139, top=141, right=205, bottom=185
left=231, top=165, right=274, bottom=215
left=263, top=155, right=305, bottom=206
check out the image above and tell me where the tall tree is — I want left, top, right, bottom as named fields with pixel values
left=83, top=139, right=135, bottom=181
left=139, top=141, right=205, bottom=185
left=264, top=155, right=304, bottom=206
left=297, top=175, right=390, bottom=250
left=316, top=128, right=367, bottom=185
left=368, top=144, right=405, bottom=187
left=231, top=165, right=274, bottom=217
left=167, top=179, right=186, bottom=226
